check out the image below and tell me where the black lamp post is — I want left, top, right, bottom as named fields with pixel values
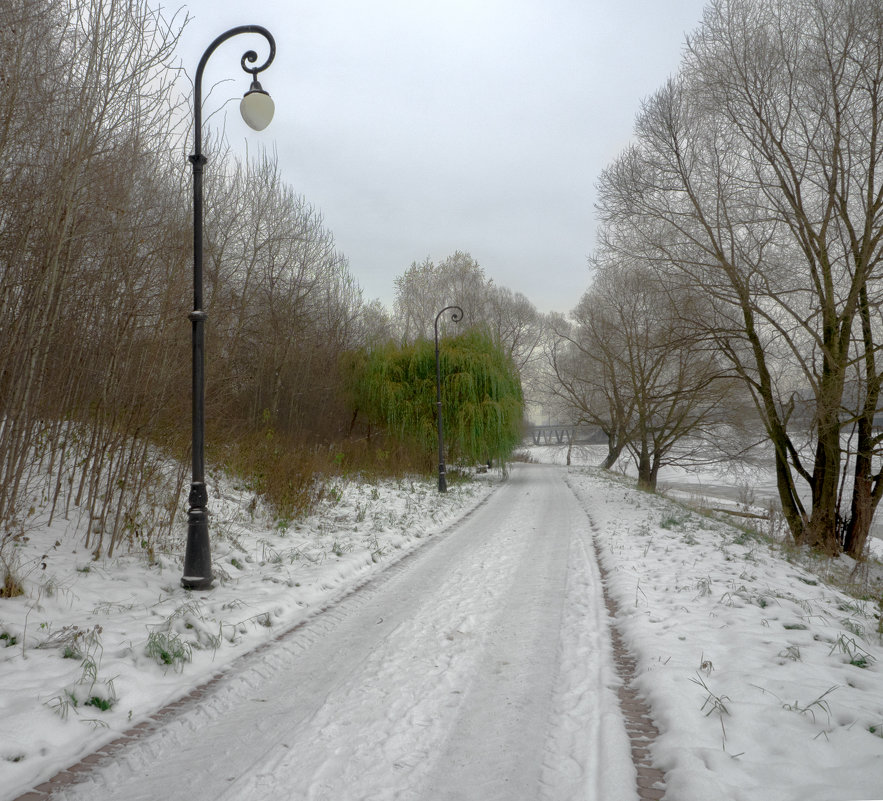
left=434, top=305, right=463, bottom=493
left=182, top=26, right=276, bottom=591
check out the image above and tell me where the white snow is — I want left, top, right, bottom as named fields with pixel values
left=1, top=450, right=882, bottom=800
left=0, top=474, right=495, bottom=798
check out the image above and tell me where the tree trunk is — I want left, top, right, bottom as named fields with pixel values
left=649, top=451, right=662, bottom=492
left=636, top=438, right=654, bottom=491
left=601, top=438, right=625, bottom=470
left=803, top=412, right=842, bottom=554
left=842, top=407, right=883, bottom=558
left=844, top=468, right=873, bottom=558
left=844, top=284, right=883, bottom=559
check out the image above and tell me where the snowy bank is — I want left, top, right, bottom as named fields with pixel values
left=566, top=466, right=883, bottom=801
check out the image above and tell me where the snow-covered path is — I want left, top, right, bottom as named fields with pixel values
left=41, top=464, right=636, bottom=801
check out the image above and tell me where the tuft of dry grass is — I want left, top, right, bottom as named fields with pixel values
left=1, top=557, right=24, bottom=598
left=212, top=430, right=326, bottom=523
left=209, top=422, right=435, bottom=524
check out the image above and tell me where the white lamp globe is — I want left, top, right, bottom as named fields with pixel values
left=240, top=85, right=274, bottom=131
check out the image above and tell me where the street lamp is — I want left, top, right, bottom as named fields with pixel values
left=182, top=26, right=276, bottom=591
left=434, top=305, right=463, bottom=493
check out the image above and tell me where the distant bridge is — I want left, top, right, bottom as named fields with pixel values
left=526, top=425, right=606, bottom=446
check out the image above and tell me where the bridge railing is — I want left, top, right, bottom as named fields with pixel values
left=526, top=425, right=606, bottom=446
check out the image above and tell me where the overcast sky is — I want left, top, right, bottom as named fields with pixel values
left=173, top=0, right=709, bottom=315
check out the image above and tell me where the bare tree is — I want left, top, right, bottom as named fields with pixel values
left=485, top=285, right=543, bottom=371
left=393, top=251, right=490, bottom=340
left=543, top=308, right=634, bottom=470
left=597, top=0, right=883, bottom=554
left=0, top=0, right=189, bottom=554
left=545, top=259, right=737, bottom=487
left=392, top=250, right=542, bottom=378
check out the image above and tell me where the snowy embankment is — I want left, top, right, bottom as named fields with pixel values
left=534, top=443, right=883, bottom=801
left=0, top=473, right=496, bottom=800
left=567, top=469, right=883, bottom=801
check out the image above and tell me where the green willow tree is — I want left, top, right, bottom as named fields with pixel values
left=348, top=330, right=524, bottom=470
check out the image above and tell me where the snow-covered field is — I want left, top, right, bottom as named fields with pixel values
left=1, top=449, right=883, bottom=800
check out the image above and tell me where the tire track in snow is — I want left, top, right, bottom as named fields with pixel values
left=220, top=465, right=576, bottom=800
left=417, top=468, right=573, bottom=800
left=528, top=474, right=645, bottom=801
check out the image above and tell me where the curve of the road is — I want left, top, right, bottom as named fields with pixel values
left=33, top=464, right=639, bottom=801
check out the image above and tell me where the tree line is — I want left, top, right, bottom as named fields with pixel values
left=19, top=0, right=872, bottom=569
left=545, top=0, right=883, bottom=558
left=0, top=0, right=533, bottom=562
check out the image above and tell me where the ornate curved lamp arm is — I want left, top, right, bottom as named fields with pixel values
left=192, top=25, right=276, bottom=158
left=434, top=305, right=464, bottom=338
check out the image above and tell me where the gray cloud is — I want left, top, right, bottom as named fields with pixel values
left=177, top=0, right=708, bottom=313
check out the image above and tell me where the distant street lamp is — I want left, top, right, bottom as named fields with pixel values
left=434, top=305, right=463, bottom=493
left=182, top=26, right=276, bottom=591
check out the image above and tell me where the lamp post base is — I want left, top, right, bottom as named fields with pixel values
left=181, top=576, right=213, bottom=591
left=181, top=483, right=213, bottom=590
